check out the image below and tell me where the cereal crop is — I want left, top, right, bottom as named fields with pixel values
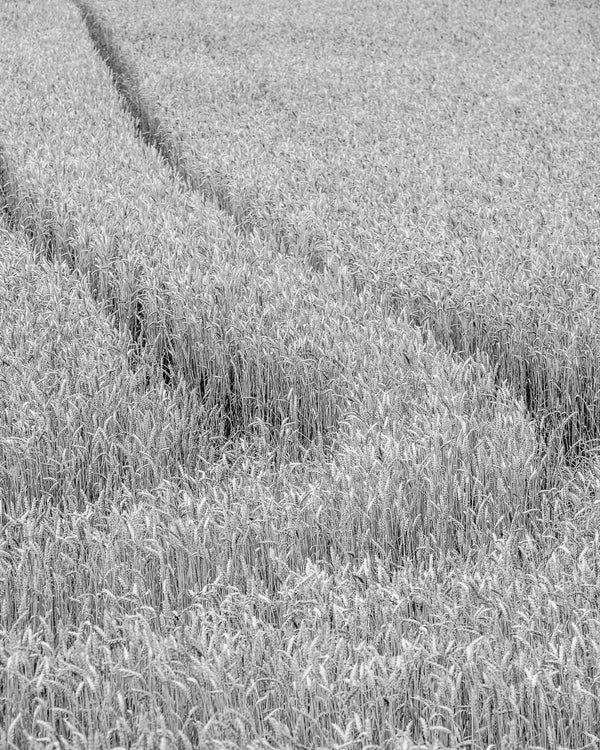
left=1, top=0, right=600, bottom=747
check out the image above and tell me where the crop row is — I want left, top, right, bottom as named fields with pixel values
left=0, top=0, right=343, bottom=462
left=0, top=209, right=597, bottom=742
left=84, top=0, right=600, bottom=461
left=1, top=0, right=599, bottom=746
left=0, top=0, right=545, bottom=536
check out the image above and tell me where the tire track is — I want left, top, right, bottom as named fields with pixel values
left=72, top=0, right=258, bottom=237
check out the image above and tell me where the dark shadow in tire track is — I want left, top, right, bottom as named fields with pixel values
left=72, top=0, right=255, bottom=236
left=70, top=0, right=596, bottom=472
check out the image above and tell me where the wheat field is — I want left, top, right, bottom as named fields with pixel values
left=1, top=0, right=600, bottom=748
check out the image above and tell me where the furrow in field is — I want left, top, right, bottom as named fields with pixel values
left=0, top=196, right=227, bottom=521
left=0, top=214, right=221, bottom=620
left=0, top=0, right=343, bottom=460
left=0, top=0, right=545, bottom=526
left=5, top=1, right=598, bottom=744
left=0, top=0, right=553, bottom=604
left=3, top=187, right=574, bottom=750
left=72, top=0, right=255, bottom=235
left=89, top=0, right=600, bottom=463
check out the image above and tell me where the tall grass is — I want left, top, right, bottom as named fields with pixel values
left=1, top=0, right=600, bottom=747
left=88, top=0, right=600, bottom=461
left=0, top=0, right=343, bottom=461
